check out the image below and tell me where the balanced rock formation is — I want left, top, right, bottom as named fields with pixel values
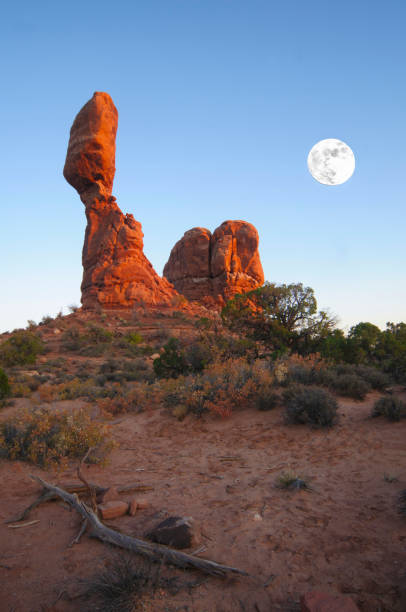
left=64, top=92, right=177, bottom=309
left=164, top=220, right=264, bottom=306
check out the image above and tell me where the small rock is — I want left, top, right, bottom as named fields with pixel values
left=53, top=328, right=61, bottom=335
left=128, top=499, right=138, bottom=516
left=145, top=516, right=200, bottom=549
left=98, top=486, right=120, bottom=504
left=136, top=498, right=149, bottom=510
left=98, top=501, right=129, bottom=520
left=301, top=590, right=360, bottom=612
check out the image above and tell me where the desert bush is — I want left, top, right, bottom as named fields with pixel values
left=40, top=315, right=54, bottom=325
left=0, top=331, right=44, bottom=367
left=256, top=388, right=279, bottom=411
left=153, top=338, right=188, bottom=378
left=61, top=327, right=83, bottom=351
left=159, top=357, right=275, bottom=418
left=149, top=327, right=172, bottom=346
left=113, top=331, right=143, bottom=349
left=97, top=358, right=151, bottom=385
left=328, top=373, right=371, bottom=400
left=0, top=368, right=10, bottom=400
left=372, top=396, right=406, bottom=422
left=0, top=407, right=113, bottom=467
left=331, top=364, right=389, bottom=390
left=68, top=304, right=80, bottom=313
left=61, top=325, right=113, bottom=353
left=283, top=385, right=338, bottom=427
left=352, top=365, right=390, bottom=390
left=184, top=341, right=213, bottom=372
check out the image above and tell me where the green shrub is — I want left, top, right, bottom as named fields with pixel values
left=153, top=338, right=188, bottom=378
left=0, top=331, right=44, bottom=367
left=372, top=396, right=406, bottom=422
left=0, top=407, right=113, bottom=467
left=283, top=385, right=338, bottom=427
left=184, top=341, right=213, bottom=372
left=328, top=373, right=371, bottom=400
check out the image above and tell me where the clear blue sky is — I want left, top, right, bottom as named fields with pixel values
left=1, top=1, right=405, bottom=333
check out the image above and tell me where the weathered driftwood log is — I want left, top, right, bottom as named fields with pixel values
left=28, top=475, right=247, bottom=578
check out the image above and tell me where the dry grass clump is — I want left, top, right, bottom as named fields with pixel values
left=84, top=556, right=162, bottom=612
left=276, top=470, right=311, bottom=490
left=0, top=407, right=113, bottom=467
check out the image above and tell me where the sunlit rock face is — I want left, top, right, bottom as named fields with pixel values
left=164, top=220, right=264, bottom=306
left=64, top=92, right=178, bottom=309
left=63, top=92, right=118, bottom=201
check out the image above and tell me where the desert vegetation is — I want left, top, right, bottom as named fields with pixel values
left=0, top=284, right=405, bottom=611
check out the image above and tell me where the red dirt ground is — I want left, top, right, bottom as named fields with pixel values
left=1, top=390, right=405, bottom=611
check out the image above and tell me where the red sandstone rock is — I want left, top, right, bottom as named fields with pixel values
left=163, top=220, right=264, bottom=305
left=98, top=500, right=129, bottom=520
left=301, top=590, right=360, bottom=612
left=98, top=486, right=120, bottom=504
left=163, top=227, right=212, bottom=301
left=64, top=92, right=178, bottom=309
left=128, top=499, right=138, bottom=516
left=135, top=498, right=149, bottom=510
left=63, top=92, right=118, bottom=201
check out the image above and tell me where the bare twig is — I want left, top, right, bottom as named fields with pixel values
left=8, top=520, right=40, bottom=529
left=68, top=518, right=88, bottom=547
left=29, top=475, right=247, bottom=578
left=77, top=447, right=97, bottom=511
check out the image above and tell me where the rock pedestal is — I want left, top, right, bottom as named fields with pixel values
left=64, top=92, right=178, bottom=309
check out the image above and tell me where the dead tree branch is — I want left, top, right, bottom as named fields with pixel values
left=6, top=482, right=152, bottom=524
left=29, top=475, right=247, bottom=578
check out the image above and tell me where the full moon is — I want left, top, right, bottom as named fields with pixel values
left=307, top=138, right=355, bottom=185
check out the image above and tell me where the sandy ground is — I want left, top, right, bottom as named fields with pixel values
left=0, top=391, right=405, bottom=612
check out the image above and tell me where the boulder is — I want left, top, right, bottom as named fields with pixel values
left=64, top=92, right=179, bottom=309
left=145, top=516, right=200, bottom=549
left=301, top=590, right=360, bottom=612
left=98, top=500, right=129, bottom=520
left=164, top=220, right=264, bottom=306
